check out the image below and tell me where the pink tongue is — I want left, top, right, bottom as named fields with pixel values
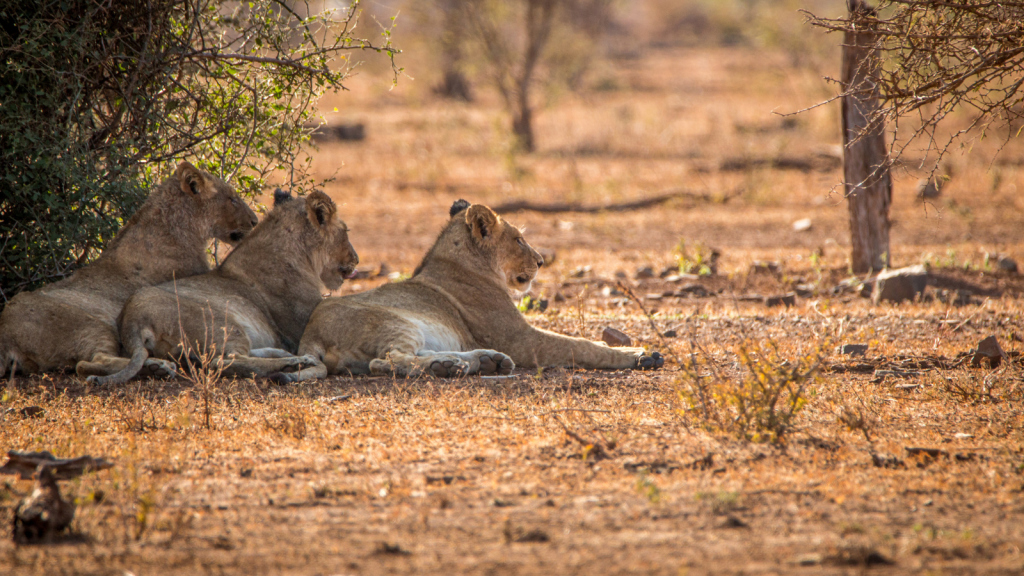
left=346, top=269, right=359, bottom=279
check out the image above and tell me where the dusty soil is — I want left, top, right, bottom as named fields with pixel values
left=4, top=30, right=1024, bottom=576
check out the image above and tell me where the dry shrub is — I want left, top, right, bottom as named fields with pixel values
left=676, top=338, right=829, bottom=443
left=111, top=385, right=163, bottom=433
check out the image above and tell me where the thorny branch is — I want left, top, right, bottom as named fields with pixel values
left=800, top=1, right=1024, bottom=173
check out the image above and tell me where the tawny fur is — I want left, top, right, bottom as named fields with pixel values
left=0, top=161, right=258, bottom=379
left=91, top=190, right=358, bottom=385
left=292, top=201, right=662, bottom=381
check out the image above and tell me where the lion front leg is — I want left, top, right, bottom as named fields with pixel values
left=498, top=327, right=663, bottom=370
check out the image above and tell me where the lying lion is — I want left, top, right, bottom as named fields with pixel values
left=90, top=189, right=357, bottom=385
left=285, top=199, right=663, bottom=381
left=0, top=162, right=258, bottom=379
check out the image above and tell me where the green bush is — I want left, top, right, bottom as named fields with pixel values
left=0, top=0, right=399, bottom=304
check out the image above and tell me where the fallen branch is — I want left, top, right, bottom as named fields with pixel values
left=0, top=450, right=114, bottom=480
left=492, top=188, right=731, bottom=215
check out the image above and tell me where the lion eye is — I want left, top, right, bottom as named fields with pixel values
left=516, top=237, right=525, bottom=247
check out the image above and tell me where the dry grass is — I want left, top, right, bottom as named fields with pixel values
left=4, top=8, right=1024, bottom=572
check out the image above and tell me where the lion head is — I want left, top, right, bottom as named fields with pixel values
left=272, top=189, right=359, bottom=291
left=453, top=200, right=544, bottom=294
left=174, top=161, right=258, bottom=244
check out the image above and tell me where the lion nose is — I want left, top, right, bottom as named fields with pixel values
left=536, top=258, right=544, bottom=268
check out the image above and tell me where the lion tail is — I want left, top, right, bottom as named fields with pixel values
left=92, top=327, right=154, bottom=386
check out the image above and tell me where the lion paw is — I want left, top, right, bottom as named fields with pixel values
left=635, top=351, right=665, bottom=371
left=292, top=354, right=319, bottom=368
left=477, top=352, right=514, bottom=376
left=85, top=375, right=102, bottom=385
left=277, top=354, right=318, bottom=372
left=426, top=358, right=469, bottom=378
left=143, top=358, right=178, bottom=379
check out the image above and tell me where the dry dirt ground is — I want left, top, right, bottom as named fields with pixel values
left=4, top=40, right=1024, bottom=574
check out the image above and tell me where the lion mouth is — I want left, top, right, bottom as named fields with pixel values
left=229, top=231, right=245, bottom=242
left=516, top=274, right=531, bottom=284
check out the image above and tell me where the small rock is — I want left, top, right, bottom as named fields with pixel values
left=569, top=265, right=592, bottom=278
left=376, top=262, right=392, bottom=278
left=374, top=542, right=411, bottom=555
left=971, top=335, right=1006, bottom=368
left=600, top=286, right=623, bottom=297
left=658, top=266, right=677, bottom=278
left=833, top=277, right=872, bottom=298
left=792, top=218, right=813, bottom=232
left=997, top=256, right=1018, bottom=273
left=19, top=406, right=45, bottom=418
left=553, top=292, right=566, bottom=302
left=749, top=261, right=781, bottom=275
left=718, top=515, right=748, bottom=529
left=614, top=270, right=627, bottom=279
left=795, top=553, right=823, bottom=566
left=934, top=288, right=973, bottom=306
left=953, top=432, right=973, bottom=440
left=634, top=266, right=655, bottom=280
left=793, top=283, right=816, bottom=297
left=764, top=293, right=796, bottom=308
left=840, top=344, right=868, bottom=356
left=662, top=329, right=678, bottom=338
left=601, top=327, right=632, bottom=347
left=676, top=283, right=708, bottom=297
left=644, top=293, right=663, bottom=301
left=664, top=273, right=700, bottom=283
left=873, top=264, right=928, bottom=304
left=916, top=177, right=943, bottom=199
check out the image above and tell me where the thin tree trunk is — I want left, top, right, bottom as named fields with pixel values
left=842, top=0, right=891, bottom=274
left=434, top=0, right=473, bottom=101
left=512, top=92, right=534, bottom=152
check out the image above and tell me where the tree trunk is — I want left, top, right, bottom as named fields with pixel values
left=842, top=0, right=891, bottom=274
left=512, top=93, right=534, bottom=152
left=433, top=0, right=473, bottom=102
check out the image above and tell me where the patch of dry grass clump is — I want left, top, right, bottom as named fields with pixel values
left=675, top=338, right=830, bottom=443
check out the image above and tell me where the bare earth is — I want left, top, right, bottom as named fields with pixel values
left=3, top=43, right=1024, bottom=575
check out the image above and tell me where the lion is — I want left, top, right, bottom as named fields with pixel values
left=89, top=189, right=357, bottom=385
left=0, top=161, right=258, bottom=380
left=283, top=199, right=663, bottom=382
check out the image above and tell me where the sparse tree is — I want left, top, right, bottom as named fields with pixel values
left=459, top=0, right=611, bottom=152
left=803, top=0, right=1024, bottom=273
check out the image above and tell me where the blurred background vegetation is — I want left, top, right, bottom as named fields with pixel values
left=0, top=0, right=396, bottom=303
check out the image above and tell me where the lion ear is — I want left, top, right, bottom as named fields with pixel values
left=273, top=188, right=293, bottom=205
left=174, top=161, right=208, bottom=198
left=449, top=199, right=470, bottom=217
left=305, top=190, right=337, bottom=231
left=466, top=204, right=499, bottom=244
